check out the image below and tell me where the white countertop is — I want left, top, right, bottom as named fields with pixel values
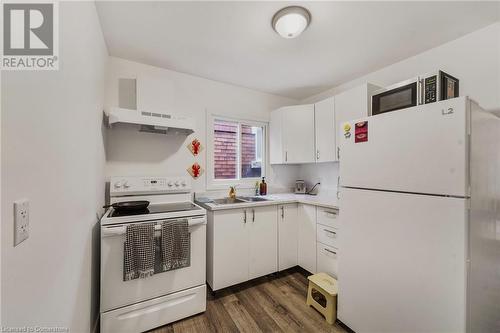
left=196, top=193, right=339, bottom=211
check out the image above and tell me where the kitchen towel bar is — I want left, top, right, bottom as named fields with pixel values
left=102, top=217, right=206, bottom=237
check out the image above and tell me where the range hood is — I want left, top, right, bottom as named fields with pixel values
left=106, top=107, right=195, bottom=135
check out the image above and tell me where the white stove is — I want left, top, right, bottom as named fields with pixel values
left=100, top=176, right=207, bottom=333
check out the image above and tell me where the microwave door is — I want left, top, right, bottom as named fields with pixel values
left=372, top=81, right=418, bottom=115
left=440, top=71, right=459, bottom=101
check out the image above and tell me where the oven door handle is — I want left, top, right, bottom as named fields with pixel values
left=102, top=217, right=206, bottom=237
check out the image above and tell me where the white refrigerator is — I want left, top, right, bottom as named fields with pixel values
left=338, top=97, right=500, bottom=333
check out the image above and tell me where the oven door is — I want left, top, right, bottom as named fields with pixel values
left=100, top=216, right=206, bottom=312
left=371, top=80, right=419, bottom=116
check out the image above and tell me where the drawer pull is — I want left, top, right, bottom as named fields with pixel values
left=324, top=248, right=337, bottom=255
left=324, top=211, right=338, bottom=217
left=324, top=229, right=337, bottom=235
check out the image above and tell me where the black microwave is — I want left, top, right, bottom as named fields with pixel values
left=371, top=71, right=459, bottom=116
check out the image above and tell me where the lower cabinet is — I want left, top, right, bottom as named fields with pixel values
left=278, top=203, right=298, bottom=271
left=248, top=206, right=279, bottom=279
left=298, top=204, right=317, bottom=273
left=207, top=203, right=339, bottom=291
left=317, top=243, right=339, bottom=278
left=207, top=206, right=277, bottom=291
left=316, top=206, right=340, bottom=278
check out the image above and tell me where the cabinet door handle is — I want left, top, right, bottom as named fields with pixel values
left=337, top=147, right=340, bottom=159
left=324, top=229, right=337, bottom=235
left=285, top=151, right=288, bottom=162
left=243, top=210, right=247, bottom=223
left=252, top=209, right=255, bottom=222
left=281, top=206, right=284, bottom=219
left=324, top=248, right=337, bottom=255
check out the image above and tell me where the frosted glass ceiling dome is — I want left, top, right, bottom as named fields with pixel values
left=272, top=6, right=311, bottom=39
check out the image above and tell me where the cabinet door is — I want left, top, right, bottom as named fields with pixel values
left=248, top=206, right=278, bottom=280
left=334, top=83, right=379, bottom=159
left=314, top=97, right=336, bottom=162
left=212, top=209, right=249, bottom=290
left=283, top=104, right=315, bottom=164
left=278, top=204, right=298, bottom=271
left=270, top=108, right=284, bottom=164
left=297, top=204, right=317, bottom=273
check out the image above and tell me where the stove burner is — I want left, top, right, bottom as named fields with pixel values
left=109, top=202, right=201, bottom=218
left=110, top=209, right=150, bottom=217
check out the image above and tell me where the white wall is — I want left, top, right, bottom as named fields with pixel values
left=1, top=2, right=108, bottom=332
left=302, top=22, right=500, bottom=112
left=297, top=22, right=500, bottom=192
left=105, top=57, right=299, bottom=194
left=297, top=162, right=339, bottom=197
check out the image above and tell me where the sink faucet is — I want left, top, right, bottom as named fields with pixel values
left=228, top=185, right=237, bottom=199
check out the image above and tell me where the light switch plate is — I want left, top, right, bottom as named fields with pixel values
left=14, top=199, right=29, bottom=246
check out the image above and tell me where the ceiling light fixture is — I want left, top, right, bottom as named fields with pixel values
left=272, top=6, right=311, bottom=39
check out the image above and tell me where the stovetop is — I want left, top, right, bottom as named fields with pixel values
left=109, top=202, right=202, bottom=218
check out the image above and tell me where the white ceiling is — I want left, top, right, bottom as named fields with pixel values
left=96, top=1, right=499, bottom=100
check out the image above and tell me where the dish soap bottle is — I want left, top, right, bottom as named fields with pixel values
left=259, top=177, right=267, bottom=196
left=255, top=181, right=260, bottom=196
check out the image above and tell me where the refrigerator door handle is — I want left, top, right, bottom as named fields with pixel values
left=336, top=176, right=341, bottom=199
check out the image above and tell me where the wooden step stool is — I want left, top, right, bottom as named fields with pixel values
left=306, top=273, right=338, bottom=324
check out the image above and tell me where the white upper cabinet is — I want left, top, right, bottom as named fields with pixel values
left=334, top=83, right=380, bottom=159
left=269, top=108, right=284, bottom=164
left=283, top=104, right=315, bottom=164
left=270, top=104, right=315, bottom=164
left=314, top=97, right=336, bottom=163
left=270, top=83, right=379, bottom=164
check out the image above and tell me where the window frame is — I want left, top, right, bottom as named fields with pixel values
left=207, top=113, right=267, bottom=190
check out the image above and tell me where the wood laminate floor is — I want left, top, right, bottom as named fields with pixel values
left=149, top=268, right=348, bottom=333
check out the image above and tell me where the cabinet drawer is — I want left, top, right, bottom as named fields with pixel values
left=101, top=284, right=206, bottom=333
left=316, top=207, right=339, bottom=228
left=317, top=243, right=338, bottom=278
left=317, top=225, right=338, bottom=248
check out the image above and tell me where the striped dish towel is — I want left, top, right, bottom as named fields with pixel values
left=161, top=219, right=190, bottom=271
left=124, top=223, right=156, bottom=281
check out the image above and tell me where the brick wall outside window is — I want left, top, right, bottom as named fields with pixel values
left=213, top=119, right=261, bottom=180
left=214, top=121, right=238, bottom=179
left=241, top=125, right=260, bottom=178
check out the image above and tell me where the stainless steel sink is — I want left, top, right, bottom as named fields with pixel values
left=211, top=196, right=270, bottom=205
left=212, top=198, right=246, bottom=205
left=239, top=196, right=270, bottom=202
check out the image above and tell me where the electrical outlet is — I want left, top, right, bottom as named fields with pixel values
left=14, top=199, right=29, bottom=246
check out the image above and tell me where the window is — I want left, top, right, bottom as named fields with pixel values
left=208, top=115, right=266, bottom=188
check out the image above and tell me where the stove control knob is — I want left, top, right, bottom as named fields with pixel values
left=181, top=181, right=187, bottom=186
left=114, top=182, right=122, bottom=189
left=175, top=181, right=180, bottom=187
left=123, top=181, right=130, bottom=188
left=167, top=181, right=173, bottom=187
